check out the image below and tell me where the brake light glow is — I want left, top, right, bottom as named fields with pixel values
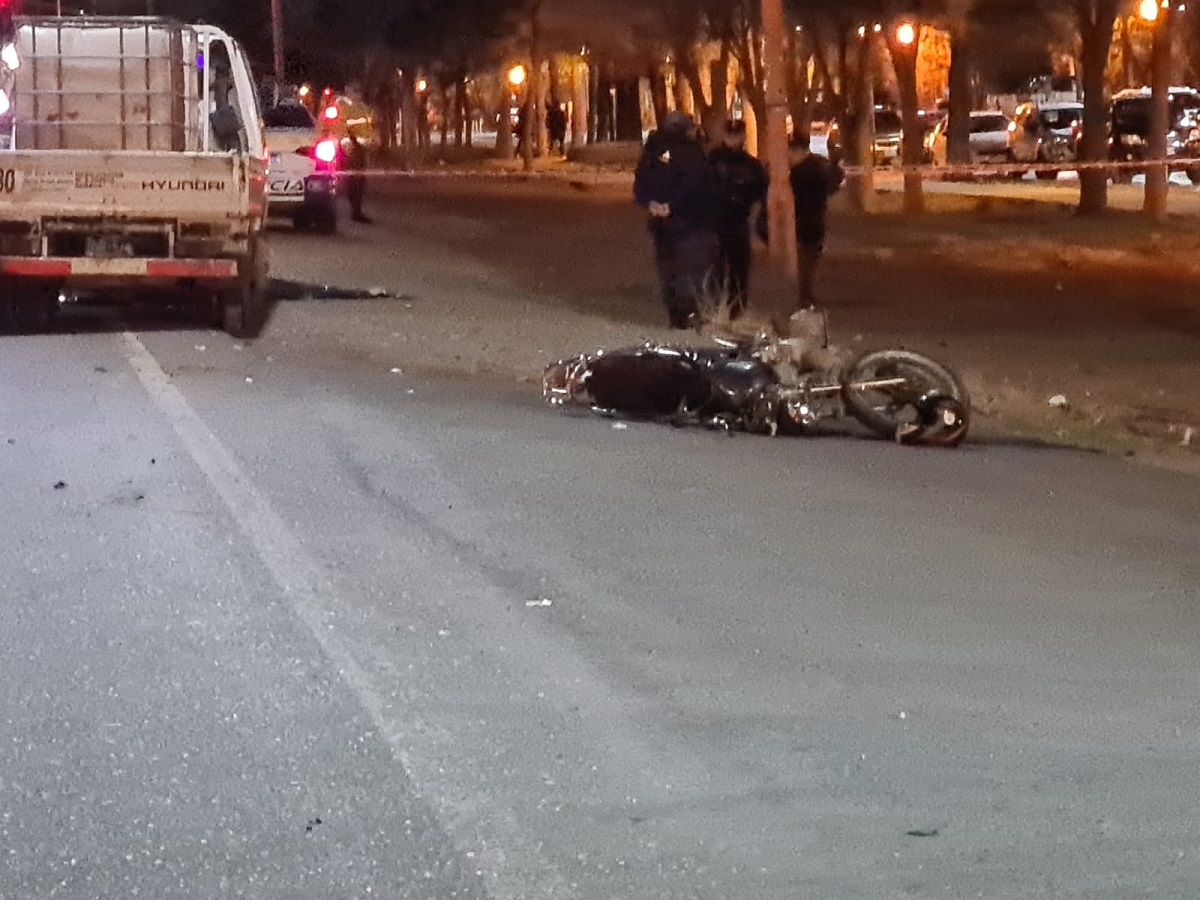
left=314, top=139, right=338, bottom=163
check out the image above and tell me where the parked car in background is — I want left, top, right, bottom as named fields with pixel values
left=1007, top=101, right=1083, bottom=179
left=826, top=106, right=904, bottom=166
left=924, top=110, right=1012, bottom=167
left=1109, top=86, right=1200, bottom=182
left=263, top=101, right=340, bottom=233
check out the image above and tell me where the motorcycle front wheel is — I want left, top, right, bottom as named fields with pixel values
left=841, top=349, right=970, bottom=446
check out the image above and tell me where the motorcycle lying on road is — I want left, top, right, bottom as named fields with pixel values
left=542, top=309, right=970, bottom=447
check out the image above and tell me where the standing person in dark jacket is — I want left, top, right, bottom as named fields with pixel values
left=633, top=111, right=723, bottom=329
left=708, top=119, right=768, bottom=318
left=788, top=134, right=843, bottom=307
left=343, top=132, right=372, bottom=224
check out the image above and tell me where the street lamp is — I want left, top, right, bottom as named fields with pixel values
left=1139, top=0, right=1161, bottom=19
left=895, top=22, right=917, bottom=46
left=507, top=65, right=527, bottom=88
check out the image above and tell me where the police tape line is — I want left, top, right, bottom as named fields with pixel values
left=840, top=155, right=1200, bottom=179
left=338, top=155, right=1200, bottom=183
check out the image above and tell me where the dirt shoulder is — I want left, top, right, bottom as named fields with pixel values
left=264, top=175, right=1200, bottom=476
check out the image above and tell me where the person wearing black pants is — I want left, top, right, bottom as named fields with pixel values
left=709, top=120, right=767, bottom=317
left=634, top=112, right=723, bottom=328
left=787, top=135, right=843, bottom=308
left=343, top=132, right=372, bottom=224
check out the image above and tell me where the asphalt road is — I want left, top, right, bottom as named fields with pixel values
left=2, top=191, right=1200, bottom=899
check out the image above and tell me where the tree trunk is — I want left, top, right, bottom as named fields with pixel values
left=536, top=61, right=550, bottom=157
left=849, top=32, right=877, bottom=212
left=676, top=46, right=713, bottom=132
left=588, top=59, right=599, bottom=142
left=703, top=43, right=732, bottom=143
left=761, top=0, right=798, bottom=281
left=595, top=61, right=615, bottom=141
left=946, top=22, right=972, bottom=166
left=672, top=65, right=690, bottom=113
left=614, top=78, right=642, bottom=142
left=573, top=60, right=589, bottom=147
left=649, top=64, right=669, bottom=129
left=400, top=72, right=419, bottom=159
left=572, top=59, right=589, bottom=148
left=463, top=82, right=473, bottom=148
left=1077, top=0, right=1120, bottom=215
left=454, top=79, right=466, bottom=147
left=889, top=35, right=925, bottom=214
left=495, top=66, right=513, bottom=158
left=549, top=54, right=562, bottom=103
left=418, top=91, right=431, bottom=149
left=439, top=85, right=450, bottom=152
left=1145, top=7, right=1173, bottom=217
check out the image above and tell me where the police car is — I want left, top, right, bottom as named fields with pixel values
left=263, top=101, right=340, bottom=233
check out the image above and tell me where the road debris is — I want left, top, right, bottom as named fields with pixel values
left=1048, top=394, right=1069, bottom=408
left=525, top=598, right=553, bottom=608
left=905, top=828, right=939, bottom=838
left=612, top=422, right=629, bottom=430
left=53, top=481, right=67, bottom=490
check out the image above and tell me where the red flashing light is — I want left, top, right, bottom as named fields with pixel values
left=313, top=139, right=338, bottom=164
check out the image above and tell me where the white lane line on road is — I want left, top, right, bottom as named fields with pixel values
left=120, top=332, right=572, bottom=899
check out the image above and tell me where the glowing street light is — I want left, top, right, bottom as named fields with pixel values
left=416, top=77, right=428, bottom=93
left=507, top=64, right=527, bottom=87
left=1140, top=0, right=1160, bottom=19
left=895, top=22, right=917, bottom=45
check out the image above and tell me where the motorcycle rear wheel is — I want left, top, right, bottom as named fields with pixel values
left=841, top=349, right=970, bottom=446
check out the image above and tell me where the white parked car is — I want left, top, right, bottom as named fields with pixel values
left=924, top=110, right=1011, bottom=166
left=263, top=102, right=340, bottom=232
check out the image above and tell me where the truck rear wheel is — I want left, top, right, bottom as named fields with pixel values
left=222, top=243, right=268, bottom=339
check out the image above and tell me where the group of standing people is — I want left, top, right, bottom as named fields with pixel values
left=633, top=111, right=843, bottom=329
left=515, top=102, right=569, bottom=158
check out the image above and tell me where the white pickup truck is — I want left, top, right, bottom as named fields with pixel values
left=0, top=16, right=268, bottom=337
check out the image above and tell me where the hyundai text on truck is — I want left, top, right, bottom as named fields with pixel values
left=0, top=15, right=268, bottom=336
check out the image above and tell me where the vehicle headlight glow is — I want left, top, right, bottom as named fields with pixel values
left=1, top=43, right=18, bottom=71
